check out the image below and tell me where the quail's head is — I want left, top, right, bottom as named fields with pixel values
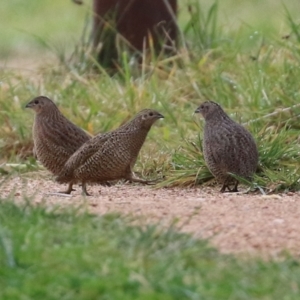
left=195, top=101, right=222, bottom=120
left=136, top=109, right=164, bottom=129
left=25, top=96, right=56, bottom=114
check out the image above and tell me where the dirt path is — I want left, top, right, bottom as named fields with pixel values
left=2, top=174, right=300, bottom=258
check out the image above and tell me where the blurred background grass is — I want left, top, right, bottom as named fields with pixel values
left=0, top=0, right=298, bottom=58
left=0, top=0, right=86, bottom=58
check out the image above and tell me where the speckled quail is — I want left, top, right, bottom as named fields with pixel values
left=56, top=109, right=164, bottom=196
left=26, top=96, right=91, bottom=194
left=195, top=101, right=258, bottom=192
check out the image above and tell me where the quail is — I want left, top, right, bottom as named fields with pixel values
left=26, top=96, right=91, bottom=194
left=56, top=109, right=164, bottom=196
left=195, top=101, right=258, bottom=192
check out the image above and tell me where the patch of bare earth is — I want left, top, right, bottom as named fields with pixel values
left=2, top=174, right=300, bottom=259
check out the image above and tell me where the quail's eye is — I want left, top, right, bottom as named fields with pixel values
left=149, top=112, right=153, bottom=116
left=34, top=100, right=39, bottom=104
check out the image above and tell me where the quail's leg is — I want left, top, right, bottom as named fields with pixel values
left=59, top=182, right=75, bottom=194
left=220, top=183, right=229, bottom=193
left=220, top=180, right=239, bottom=193
left=229, top=180, right=239, bottom=193
left=81, top=182, right=91, bottom=196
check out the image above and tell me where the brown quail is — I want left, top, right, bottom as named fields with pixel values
left=195, top=101, right=258, bottom=192
left=26, top=96, right=91, bottom=194
left=56, top=109, right=164, bottom=196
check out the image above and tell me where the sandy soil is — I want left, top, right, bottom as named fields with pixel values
left=2, top=174, right=300, bottom=259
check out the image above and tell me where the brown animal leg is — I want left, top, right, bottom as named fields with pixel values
left=220, top=177, right=239, bottom=193
left=59, top=182, right=75, bottom=194
left=220, top=180, right=239, bottom=193
left=229, top=180, right=239, bottom=193
left=82, top=182, right=91, bottom=196
left=220, top=183, right=229, bottom=193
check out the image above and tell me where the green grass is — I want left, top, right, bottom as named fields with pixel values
left=0, top=0, right=88, bottom=58
left=1, top=200, right=300, bottom=299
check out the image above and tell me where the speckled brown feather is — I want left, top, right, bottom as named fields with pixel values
left=56, top=109, right=164, bottom=195
left=26, top=96, right=91, bottom=193
left=195, top=101, right=258, bottom=192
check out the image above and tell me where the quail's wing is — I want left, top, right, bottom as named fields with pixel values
left=56, top=132, right=111, bottom=182
left=230, top=124, right=258, bottom=173
left=40, top=116, right=92, bottom=159
left=73, top=131, right=131, bottom=177
left=204, top=125, right=235, bottom=169
left=212, top=124, right=253, bottom=171
left=57, top=116, right=92, bottom=152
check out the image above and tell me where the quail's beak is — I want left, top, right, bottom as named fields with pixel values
left=157, top=113, right=164, bottom=119
left=25, top=102, right=33, bottom=109
left=194, top=107, right=201, bottom=114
